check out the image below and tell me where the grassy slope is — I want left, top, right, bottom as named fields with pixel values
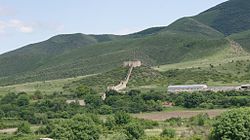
left=2, top=56, right=250, bottom=94
left=0, top=18, right=228, bottom=86
left=2, top=0, right=250, bottom=86
left=229, top=30, right=250, bottom=51
left=194, top=0, right=250, bottom=35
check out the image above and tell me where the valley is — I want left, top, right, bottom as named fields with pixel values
left=1, top=0, right=250, bottom=139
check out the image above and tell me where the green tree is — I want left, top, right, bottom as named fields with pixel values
left=17, top=94, right=30, bottom=106
left=75, top=85, right=96, bottom=98
left=184, top=92, right=205, bottom=108
left=85, top=94, right=103, bottom=108
left=125, top=123, right=145, bottom=140
left=0, top=109, right=4, bottom=119
left=189, top=113, right=209, bottom=126
left=114, top=111, right=131, bottom=125
left=212, top=108, right=250, bottom=140
left=50, top=114, right=100, bottom=140
left=33, top=90, right=43, bottom=99
left=0, top=92, right=17, bottom=104
left=16, top=122, right=31, bottom=134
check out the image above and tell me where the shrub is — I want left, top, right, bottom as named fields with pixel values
left=160, top=128, right=176, bottom=138
left=189, top=113, right=209, bottom=126
left=16, top=122, right=31, bottom=134
left=212, top=108, right=250, bottom=140
left=125, top=123, right=145, bottom=140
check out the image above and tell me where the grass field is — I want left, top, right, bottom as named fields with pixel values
left=0, top=74, right=95, bottom=96
left=154, top=44, right=250, bottom=72
left=132, top=109, right=227, bottom=121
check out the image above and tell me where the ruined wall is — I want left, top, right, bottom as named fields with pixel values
left=107, top=60, right=142, bottom=92
left=123, top=60, right=142, bottom=67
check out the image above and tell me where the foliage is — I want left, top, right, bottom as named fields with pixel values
left=189, top=113, right=209, bottom=126
left=16, top=122, right=31, bottom=135
left=49, top=114, right=101, bottom=140
left=195, top=0, right=250, bottom=35
left=0, top=14, right=228, bottom=86
left=125, top=123, right=145, bottom=140
left=160, top=128, right=176, bottom=138
left=103, top=90, right=163, bottom=113
left=212, top=108, right=250, bottom=140
left=114, top=111, right=132, bottom=125
left=170, top=91, right=250, bottom=108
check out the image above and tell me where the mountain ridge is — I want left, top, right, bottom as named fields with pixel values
left=0, top=0, right=250, bottom=86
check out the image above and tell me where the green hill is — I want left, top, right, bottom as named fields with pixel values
left=194, top=0, right=250, bottom=35
left=0, top=18, right=227, bottom=84
left=0, top=0, right=250, bottom=86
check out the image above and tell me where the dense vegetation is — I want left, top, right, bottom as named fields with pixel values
left=68, top=59, right=250, bottom=92
left=0, top=0, right=241, bottom=86
left=195, top=0, right=250, bottom=35
left=212, top=108, right=250, bottom=140
left=0, top=0, right=250, bottom=86
left=1, top=0, right=250, bottom=139
left=1, top=84, right=250, bottom=139
left=168, top=91, right=250, bottom=109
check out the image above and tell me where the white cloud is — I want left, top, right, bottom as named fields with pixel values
left=0, top=19, right=34, bottom=33
left=9, top=19, right=34, bottom=33
left=19, top=26, right=33, bottom=33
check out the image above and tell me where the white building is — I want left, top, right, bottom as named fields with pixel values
left=168, top=84, right=208, bottom=93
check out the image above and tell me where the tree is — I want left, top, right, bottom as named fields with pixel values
left=16, top=122, right=31, bottom=134
left=75, top=85, right=96, bottom=98
left=0, top=92, right=17, bottom=104
left=125, top=123, right=145, bottom=140
left=85, top=94, right=103, bottom=108
left=114, top=111, right=131, bottom=125
left=50, top=116, right=100, bottom=140
left=17, top=94, right=30, bottom=106
left=33, top=90, right=43, bottom=100
left=212, top=108, right=250, bottom=140
left=0, top=109, right=4, bottom=119
left=189, top=113, right=209, bottom=126
left=183, top=92, right=205, bottom=108
left=160, top=128, right=176, bottom=138
left=99, top=105, right=113, bottom=115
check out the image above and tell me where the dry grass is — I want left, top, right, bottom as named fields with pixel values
left=133, top=109, right=227, bottom=121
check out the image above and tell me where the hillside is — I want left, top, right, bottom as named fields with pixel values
left=194, top=0, right=250, bottom=35
left=1, top=0, right=250, bottom=85
left=0, top=23, right=227, bottom=85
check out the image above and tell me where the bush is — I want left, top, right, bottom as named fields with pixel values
left=114, top=111, right=132, bottom=125
left=16, top=122, right=31, bottom=134
left=125, top=123, right=145, bottom=140
left=189, top=113, right=209, bottom=126
left=160, top=128, right=176, bottom=138
left=212, top=108, right=250, bottom=140
left=49, top=114, right=100, bottom=140
left=165, top=117, right=183, bottom=127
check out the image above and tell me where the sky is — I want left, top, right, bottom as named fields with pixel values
left=0, top=0, right=227, bottom=54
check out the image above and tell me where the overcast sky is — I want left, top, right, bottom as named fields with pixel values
left=0, top=0, right=227, bottom=54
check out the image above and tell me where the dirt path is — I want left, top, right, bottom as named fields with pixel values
left=133, top=109, right=227, bottom=121
left=0, top=126, right=40, bottom=134
left=0, top=128, right=17, bottom=133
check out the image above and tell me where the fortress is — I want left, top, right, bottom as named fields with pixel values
left=123, top=60, right=142, bottom=67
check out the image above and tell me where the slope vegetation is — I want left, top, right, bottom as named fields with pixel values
left=195, top=0, right=250, bottom=35
left=0, top=20, right=227, bottom=85
left=1, top=0, right=250, bottom=85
